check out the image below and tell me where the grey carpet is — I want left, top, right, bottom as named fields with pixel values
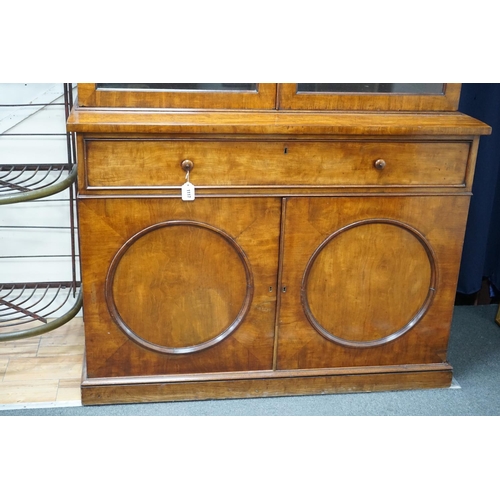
left=3, top=305, right=500, bottom=416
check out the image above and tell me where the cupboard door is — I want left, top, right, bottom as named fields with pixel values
left=79, top=197, right=281, bottom=378
left=78, top=83, right=278, bottom=109
left=277, top=83, right=461, bottom=111
left=277, top=196, right=470, bottom=370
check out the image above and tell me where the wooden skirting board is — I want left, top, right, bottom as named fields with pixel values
left=81, top=363, right=453, bottom=406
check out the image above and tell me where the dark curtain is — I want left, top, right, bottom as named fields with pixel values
left=457, top=84, right=500, bottom=296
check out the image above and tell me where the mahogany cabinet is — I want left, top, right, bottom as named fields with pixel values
left=68, top=83, right=491, bottom=405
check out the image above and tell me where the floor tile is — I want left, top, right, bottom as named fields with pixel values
left=4, top=355, right=84, bottom=382
left=37, top=343, right=85, bottom=357
left=0, top=317, right=84, bottom=405
left=0, top=340, right=40, bottom=358
left=57, top=379, right=81, bottom=402
left=0, top=380, right=59, bottom=404
left=58, top=378, right=81, bottom=389
left=38, top=320, right=85, bottom=347
left=0, top=359, right=8, bottom=380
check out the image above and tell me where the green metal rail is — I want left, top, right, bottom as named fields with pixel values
left=0, top=288, right=83, bottom=342
left=0, top=163, right=77, bottom=205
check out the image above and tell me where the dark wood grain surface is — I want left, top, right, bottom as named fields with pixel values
left=70, top=83, right=490, bottom=404
left=277, top=195, right=470, bottom=369
left=84, top=138, right=471, bottom=189
left=79, top=197, right=280, bottom=377
left=77, top=83, right=278, bottom=109
left=278, top=83, right=462, bottom=111
left=68, top=110, right=491, bottom=136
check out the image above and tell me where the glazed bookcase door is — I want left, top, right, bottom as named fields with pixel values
left=277, top=83, right=462, bottom=111
left=276, top=195, right=470, bottom=370
left=77, top=83, right=278, bottom=109
left=78, top=197, right=281, bottom=378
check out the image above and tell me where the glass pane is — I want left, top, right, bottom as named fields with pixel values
left=96, top=83, right=257, bottom=91
left=297, top=83, right=445, bottom=94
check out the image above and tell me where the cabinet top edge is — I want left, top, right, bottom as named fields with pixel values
left=67, top=109, right=492, bottom=136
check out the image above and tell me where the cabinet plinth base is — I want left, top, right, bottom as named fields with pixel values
left=81, top=365, right=453, bottom=406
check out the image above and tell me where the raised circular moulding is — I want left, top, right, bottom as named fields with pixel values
left=105, top=221, right=253, bottom=354
left=301, top=219, right=437, bottom=348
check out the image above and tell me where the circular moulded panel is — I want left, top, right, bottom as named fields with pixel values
left=106, top=221, right=253, bottom=354
left=301, top=219, right=437, bottom=348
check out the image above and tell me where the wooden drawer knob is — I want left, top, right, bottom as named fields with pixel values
left=181, top=159, right=194, bottom=173
left=374, top=159, right=386, bottom=170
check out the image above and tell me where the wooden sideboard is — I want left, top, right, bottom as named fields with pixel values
left=67, top=83, right=491, bottom=405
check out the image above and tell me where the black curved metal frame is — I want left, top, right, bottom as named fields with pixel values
left=0, top=84, right=83, bottom=342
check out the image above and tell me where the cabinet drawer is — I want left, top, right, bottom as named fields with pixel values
left=84, top=139, right=470, bottom=189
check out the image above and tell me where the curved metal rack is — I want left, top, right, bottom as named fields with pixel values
left=0, top=163, right=77, bottom=205
left=0, top=283, right=83, bottom=342
left=0, top=83, right=82, bottom=342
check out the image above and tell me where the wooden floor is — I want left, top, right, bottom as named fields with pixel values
left=0, top=318, right=84, bottom=408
